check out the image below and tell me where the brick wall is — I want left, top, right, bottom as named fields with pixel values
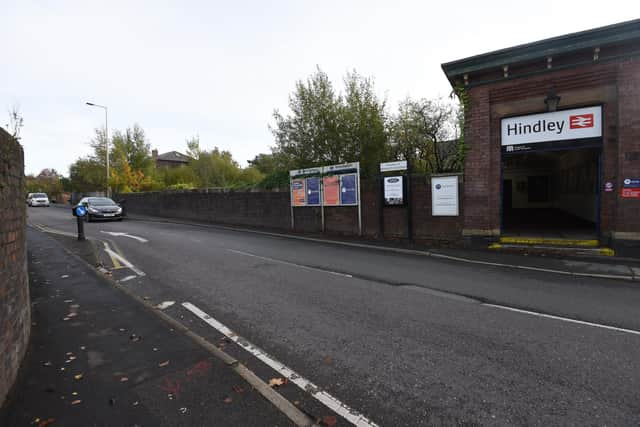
left=462, top=57, right=640, bottom=245
left=119, top=176, right=464, bottom=244
left=0, top=128, right=30, bottom=407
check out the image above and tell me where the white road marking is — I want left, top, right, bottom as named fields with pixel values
left=102, top=242, right=146, bottom=277
left=227, top=249, right=353, bottom=278
left=483, top=303, right=640, bottom=336
left=120, top=275, right=137, bottom=282
left=182, top=302, right=377, bottom=427
left=156, top=301, right=175, bottom=310
left=100, top=231, right=148, bottom=243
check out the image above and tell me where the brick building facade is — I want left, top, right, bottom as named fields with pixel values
left=442, top=19, right=640, bottom=254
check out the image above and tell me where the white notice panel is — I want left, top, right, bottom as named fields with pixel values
left=384, top=176, right=404, bottom=205
left=432, top=176, right=459, bottom=216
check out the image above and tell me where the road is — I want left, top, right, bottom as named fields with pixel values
left=28, top=207, right=640, bottom=426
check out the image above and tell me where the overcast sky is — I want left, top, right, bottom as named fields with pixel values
left=2, top=1, right=635, bottom=175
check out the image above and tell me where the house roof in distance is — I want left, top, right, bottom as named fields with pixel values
left=157, top=151, right=192, bottom=163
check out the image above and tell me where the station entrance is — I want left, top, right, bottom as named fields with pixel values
left=502, top=147, right=600, bottom=238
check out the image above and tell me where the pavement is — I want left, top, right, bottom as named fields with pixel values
left=13, top=206, right=640, bottom=425
left=0, top=229, right=306, bottom=427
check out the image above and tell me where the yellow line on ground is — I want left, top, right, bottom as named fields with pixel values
left=499, top=236, right=599, bottom=247
left=103, top=241, right=123, bottom=269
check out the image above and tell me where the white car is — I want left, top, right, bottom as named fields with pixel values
left=28, top=193, right=50, bottom=207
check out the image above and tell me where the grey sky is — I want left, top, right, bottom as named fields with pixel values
left=2, top=0, right=635, bottom=175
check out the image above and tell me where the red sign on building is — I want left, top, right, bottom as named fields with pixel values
left=621, top=188, right=640, bottom=199
left=569, top=114, right=594, bottom=129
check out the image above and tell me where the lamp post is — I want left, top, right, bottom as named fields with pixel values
left=85, top=102, right=109, bottom=197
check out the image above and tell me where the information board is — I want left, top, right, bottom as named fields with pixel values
left=340, top=174, right=358, bottom=205
left=306, top=177, right=320, bottom=206
left=384, top=176, right=404, bottom=205
left=323, top=175, right=340, bottom=206
left=432, top=176, right=459, bottom=216
left=291, top=179, right=306, bottom=206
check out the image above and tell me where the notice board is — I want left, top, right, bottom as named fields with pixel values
left=323, top=175, right=340, bottom=206
left=291, top=178, right=306, bottom=206
left=340, top=174, right=358, bottom=205
left=432, top=176, right=459, bottom=216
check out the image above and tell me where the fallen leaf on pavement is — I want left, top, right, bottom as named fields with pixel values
left=73, top=374, right=83, bottom=380
left=268, top=378, right=286, bottom=387
left=158, top=360, right=170, bottom=368
left=61, top=275, right=69, bottom=279
left=232, top=385, right=245, bottom=394
left=120, top=377, right=129, bottom=382
left=179, top=407, right=188, bottom=414
left=43, top=361, right=52, bottom=367
left=66, top=352, right=74, bottom=356
left=72, top=392, right=78, bottom=396
left=223, top=396, right=233, bottom=404
left=71, top=400, right=82, bottom=405
left=320, top=415, right=337, bottom=426
left=323, top=356, right=333, bottom=365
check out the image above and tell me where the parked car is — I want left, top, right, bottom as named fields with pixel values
left=72, top=197, right=123, bottom=222
left=27, top=193, right=50, bottom=207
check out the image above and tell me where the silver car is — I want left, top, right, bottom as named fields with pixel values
left=27, top=193, right=50, bottom=207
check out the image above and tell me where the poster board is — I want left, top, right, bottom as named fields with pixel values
left=306, top=177, right=321, bottom=206
left=340, top=174, right=358, bottom=205
left=432, top=176, right=459, bottom=216
left=384, top=176, right=404, bottom=205
left=291, top=178, right=306, bottom=206
left=323, top=175, right=340, bottom=206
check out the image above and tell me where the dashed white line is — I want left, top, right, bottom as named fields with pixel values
left=182, top=302, right=377, bottom=427
left=227, top=249, right=353, bottom=278
left=483, top=303, right=640, bottom=336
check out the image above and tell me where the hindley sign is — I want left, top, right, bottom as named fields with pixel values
left=501, top=106, right=602, bottom=153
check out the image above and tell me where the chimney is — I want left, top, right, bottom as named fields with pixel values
left=152, top=149, right=158, bottom=161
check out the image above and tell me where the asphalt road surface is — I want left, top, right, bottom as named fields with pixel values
left=27, top=207, right=640, bottom=426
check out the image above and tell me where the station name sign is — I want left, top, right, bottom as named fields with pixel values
left=501, top=106, right=602, bottom=152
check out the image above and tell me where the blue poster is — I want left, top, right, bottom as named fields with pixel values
left=306, top=177, right=320, bottom=205
left=340, top=174, right=358, bottom=205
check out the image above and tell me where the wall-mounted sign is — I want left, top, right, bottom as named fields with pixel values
left=384, top=176, right=404, bottom=205
left=340, top=174, right=358, bottom=205
left=323, top=175, right=340, bottom=206
left=432, top=176, right=459, bottom=216
left=290, top=167, right=322, bottom=177
left=306, top=177, right=320, bottom=206
left=623, top=178, right=640, bottom=188
left=604, top=182, right=614, bottom=192
left=380, top=160, right=408, bottom=173
left=621, top=188, right=640, bottom=199
left=291, top=179, right=306, bottom=206
left=324, top=162, right=359, bottom=174
left=501, top=106, right=602, bottom=152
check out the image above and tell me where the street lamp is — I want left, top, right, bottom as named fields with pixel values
left=85, top=102, right=109, bottom=197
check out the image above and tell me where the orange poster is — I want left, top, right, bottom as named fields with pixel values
left=323, top=175, right=339, bottom=206
left=291, top=178, right=306, bottom=206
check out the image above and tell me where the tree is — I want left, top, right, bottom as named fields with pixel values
left=271, top=67, right=388, bottom=177
left=271, top=67, right=342, bottom=169
left=7, top=104, right=24, bottom=140
left=70, top=124, right=157, bottom=193
left=388, top=98, right=461, bottom=174
left=189, top=147, right=241, bottom=188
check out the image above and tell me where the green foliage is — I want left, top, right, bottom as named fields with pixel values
left=25, top=169, right=64, bottom=200
left=387, top=97, right=461, bottom=174
left=69, top=158, right=106, bottom=192
left=271, top=67, right=388, bottom=178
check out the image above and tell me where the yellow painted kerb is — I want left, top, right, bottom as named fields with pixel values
left=499, top=236, right=599, bottom=247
